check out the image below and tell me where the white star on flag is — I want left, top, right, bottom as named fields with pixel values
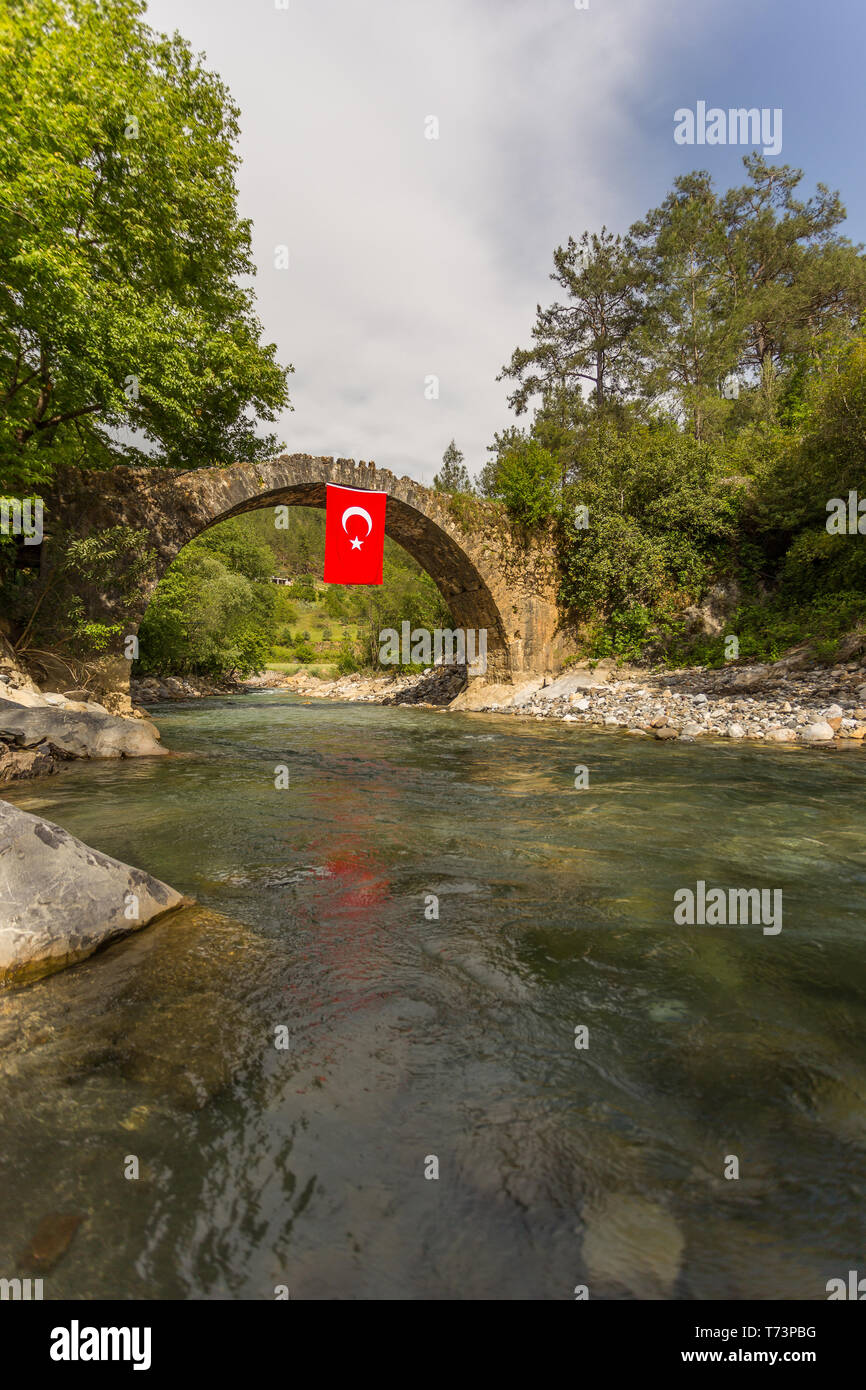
left=350, top=536, right=363, bottom=550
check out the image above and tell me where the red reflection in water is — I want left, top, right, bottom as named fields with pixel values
left=281, top=785, right=396, bottom=1033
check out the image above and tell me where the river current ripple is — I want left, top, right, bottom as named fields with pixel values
left=1, top=692, right=864, bottom=1299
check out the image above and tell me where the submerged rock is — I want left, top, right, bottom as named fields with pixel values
left=17, top=1212, right=84, bottom=1273
left=582, top=1194, right=685, bottom=1299
left=0, top=801, right=190, bottom=986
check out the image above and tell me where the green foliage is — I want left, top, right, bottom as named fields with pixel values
left=669, top=593, right=866, bottom=669
left=238, top=509, right=325, bottom=581
left=193, top=518, right=274, bottom=584
left=582, top=604, right=663, bottom=662
left=0, top=0, right=291, bottom=491
left=496, top=437, right=561, bottom=527
left=322, top=583, right=346, bottom=621
left=494, top=155, right=866, bottom=666
left=478, top=427, right=523, bottom=498
left=444, top=489, right=491, bottom=533
left=273, top=593, right=298, bottom=624
left=433, top=440, right=474, bottom=495
left=502, top=157, right=866, bottom=445
left=500, top=228, right=644, bottom=412
left=288, top=577, right=316, bottom=601
left=628, top=170, right=743, bottom=439
left=336, top=636, right=361, bottom=674
left=13, top=524, right=157, bottom=666
left=719, top=157, right=866, bottom=390
left=553, top=424, right=750, bottom=661
left=795, top=331, right=866, bottom=512
left=135, top=523, right=275, bottom=678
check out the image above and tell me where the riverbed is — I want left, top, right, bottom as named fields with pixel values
left=1, top=691, right=864, bottom=1299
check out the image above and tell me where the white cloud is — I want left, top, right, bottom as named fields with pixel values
left=141, top=0, right=686, bottom=483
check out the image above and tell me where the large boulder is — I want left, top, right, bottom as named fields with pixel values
left=0, top=699, right=165, bottom=760
left=0, top=801, right=189, bottom=986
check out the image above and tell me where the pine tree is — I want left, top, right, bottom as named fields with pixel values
left=499, top=228, right=644, bottom=416
left=628, top=171, right=744, bottom=440
left=433, top=440, right=473, bottom=494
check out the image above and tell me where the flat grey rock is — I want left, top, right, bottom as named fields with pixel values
left=0, top=699, right=165, bottom=760
left=0, top=687, right=50, bottom=708
left=0, top=800, right=189, bottom=986
left=533, top=671, right=607, bottom=701
left=507, top=679, right=547, bottom=707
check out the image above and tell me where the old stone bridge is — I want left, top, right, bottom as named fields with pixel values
left=45, top=453, right=572, bottom=697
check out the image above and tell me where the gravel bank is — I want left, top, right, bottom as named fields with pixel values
left=253, top=654, right=866, bottom=748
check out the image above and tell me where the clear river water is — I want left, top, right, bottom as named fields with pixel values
left=1, top=691, right=865, bottom=1299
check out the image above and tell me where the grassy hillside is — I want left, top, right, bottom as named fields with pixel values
left=246, top=507, right=452, bottom=675
left=267, top=574, right=359, bottom=678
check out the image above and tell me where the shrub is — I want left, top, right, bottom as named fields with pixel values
left=497, top=439, right=560, bottom=527
left=336, top=636, right=360, bottom=674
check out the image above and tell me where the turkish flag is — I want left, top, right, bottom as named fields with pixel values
left=323, top=483, right=388, bottom=585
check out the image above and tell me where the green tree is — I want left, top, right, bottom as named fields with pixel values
left=721, top=156, right=866, bottom=408
left=194, top=517, right=274, bottom=583
left=135, top=521, right=276, bottom=678
left=336, top=635, right=360, bottom=674
left=0, top=0, right=290, bottom=491
left=557, top=424, right=741, bottom=658
left=489, top=162, right=866, bottom=666
left=477, top=426, right=523, bottom=498
left=500, top=228, right=644, bottom=416
left=496, top=437, right=561, bottom=528
left=628, top=172, right=740, bottom=440
left=433, top=439, right=473, bottom=494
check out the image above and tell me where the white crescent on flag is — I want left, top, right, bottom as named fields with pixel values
left=341, top=506, right=373, bottom=536
left=324, top=482, right=387, bottom=584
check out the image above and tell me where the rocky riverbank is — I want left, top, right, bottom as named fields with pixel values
left=130, top=673, right=242, bottom=703
left=242, top=664, right=467, bottom=706
left=457, top=660, right=866, bottom=748
left=247, top=650, right=866, bottom=748
left=0, top=653, right=166, bottom=782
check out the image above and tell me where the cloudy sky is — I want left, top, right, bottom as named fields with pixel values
left=143, top=0, right=865, bottom=486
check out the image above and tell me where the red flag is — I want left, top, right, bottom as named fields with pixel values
left=323, top=483, right=387, bottom=585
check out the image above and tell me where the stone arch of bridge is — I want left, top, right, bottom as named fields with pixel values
left=46, top=453, right=567, bottom=698
left=150, top=467, right=514, bottom=682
